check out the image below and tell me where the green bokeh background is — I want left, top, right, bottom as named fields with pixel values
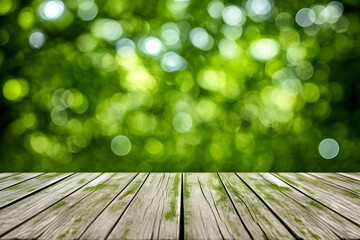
left=0, top=0, right=359, bottom=172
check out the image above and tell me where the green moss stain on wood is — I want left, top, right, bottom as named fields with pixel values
left=276, top=175, right=299, bottom=187
left=165, top=173, right=180, bottom=220
left=82, top=184, right=105, bottom=192
left=57, top=230, right=69, bottom=240
left=269, top=183, right=292, bottom=192
left=118, top=179, right=142, bottom=201
left=74, top=217, right=82, bottom=223
left=6, top=184, right=25, bottom=190
left=38, top=173, right=63, bottom=180
left=309, top=201, right=324, bottom=210
left=53, top=201, right=67, bottom=209
left=27, top=188, right=37, bottom=192
left=208, top=174, right=228, bottom=204
left=109, top=179, right=142, bottom=214
left=183, top=174, right=190, bottom=199
left=308, top=229, right=321, bottom=239
left=77, top=179, right=86, bottom=184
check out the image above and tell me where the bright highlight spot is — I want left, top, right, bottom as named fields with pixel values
left=207, top=1, right=224, bottom=19
left=222, top=6, right=244, bottom=26
left=92, top=19, right=122, bottom=41
left=51, top=106, right=67, bottom=126
left=2, top=78, right=29, bottom=101
left=218, top=38, right=238, bottom=58
left=190, top=28, right=214, bottom=51
left=116, top=38, right=136, bottom=57
left=111, top=135, right=132, bottom=156
left=173, top=112, right=193, bottom=133
left=78, top=1, right=98, bottom=21
left=161, top=52, right=187, bottom=72
left=161, top=23, right=180, bottom=47
left=144, top=37, right=162, bottom=56
left=319, top=138, right=339, bottom=159
left=38, top=0, right=65, bottom=21
left=29, top=31, right=46, bottom=49
left=249, top=38, right=280, bottom=61
left=295, top=8, right=316, bottom=27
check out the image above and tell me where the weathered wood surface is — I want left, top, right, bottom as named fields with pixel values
left=0, top=172, right=43, bottom=190
left=275, top=173, right=360, bottom=225
left=239, top=173, right=360, bottom=239
left=0, top=172, right=359, bottom=240
left=219, top=173, right=294, bottom=239
left=108, top=173, right=181, bottom=240
left=183, top=173, right=251, bottom=239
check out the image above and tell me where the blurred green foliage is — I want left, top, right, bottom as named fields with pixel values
left=0, top=0, right=360, bottom=172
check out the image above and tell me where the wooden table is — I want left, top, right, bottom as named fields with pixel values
left=0, top=172, right=359, bottom=239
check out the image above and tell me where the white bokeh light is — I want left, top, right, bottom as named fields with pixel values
left=144, top=37, right=162, bottom=56
left=29, top=31, right=46, bottom=49
left=78, top=1, right=98, bottom=21
left=208, top=1, right=225, bottom=19
left=161, top=52, right=187, bottom=72
left=111, top=135, right=132, bottom=156
left=319, top=138, right=339, bottom=159
left=38, top=0, right=65, bottom=21
left=222, top=6, right=245, bottom=26
left=246, top=0, right=273, bottom=21
left=295, top=8, right=316, bottom=27
left=161, top=23, right=181, bottom=48
left=218, top=38, right=238, bottom=59
left=189, top=27, right=214, bottom=51
left=91, top=19, right=122, bottom=41
left=326, top=1, right=343, bottom=24
left=116, top=38, right=136, bottom=57
left=173, top=112, right=193, bottom=133
left=249, top=38, right=280, bottom=61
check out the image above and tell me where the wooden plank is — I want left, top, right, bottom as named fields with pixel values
left=0, top=173, right=19, bottom=181
left=4, top=173, right=137, bottom=239
left=80, top=173, right=148, bottom=239
left=337, top=173, right=360, bottom=181
left=218, top=173, right=295, bottom=239
left=184, top=173, right=251, bottom=240
left=239, top=173, right=360, bottom=239
left=0, top=173, right=73, bottom=209
left=308, top=173, right=360, bottom=195
left=275, top=173, right=360, bottom=225
left=0, top=173, right=43, bottom=190
left=107, top=173, right=181, bottom=240
left=0, top=172, right=100, bottom=236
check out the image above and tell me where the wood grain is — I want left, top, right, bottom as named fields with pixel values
left=0, top=172, right=359, bottom=239
left=308, top=172, right=360, bottom=195
left=0, top=173, right=43, bottom=190
left=219, top=173, right=294, bottom=239
left=3, top=173, right=137, bottom=239
left=337, top=172, right=360, bottom=181
left=107, top=173, right=181, bottom=240
left=0, top=173, right=18, bottom=181
left=0, top=173, right=73, bottom=209
left=275, top=172, right=360, bottom=225
left=184, top=173, right=251, bottom=240
left=239, top=173, right=360, bottom=239
left=0, top=172, right=100, bottom=236
left=80, top=173, right=148, bottom=239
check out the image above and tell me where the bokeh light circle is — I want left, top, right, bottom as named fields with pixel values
left=38, top=0, right=65, bottom=21
left=173, top=113, right=193, bottom=133
left=319, top=138, right=339, bottom=159
left=111, top=135, right=132, bottom=156
left=29, top=31, right=46, bottom=49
